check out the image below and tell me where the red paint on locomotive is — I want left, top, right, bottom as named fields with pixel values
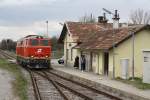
left=16, top=35, right=51, bottom=68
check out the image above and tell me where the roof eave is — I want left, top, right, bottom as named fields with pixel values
left=109, top=24, right=150, bottom=50
left=58, top=23, right=68, bottom=43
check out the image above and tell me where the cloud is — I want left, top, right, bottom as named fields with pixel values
left=0, top=0, right=58, bottom=6
left=0, top=0, right=150, bottom=41
left=0, top=20, right=62, bottom=40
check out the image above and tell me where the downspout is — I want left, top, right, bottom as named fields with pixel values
left=131, top=32, right=135, bottom=80
left=65, top=39, right=68, bottom=66
left=98, top=53, right=100, bottom=74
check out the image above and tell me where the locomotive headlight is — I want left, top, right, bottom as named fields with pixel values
left=31, top=56, right=34, bottom=58
left=45, top=55, right=48, bottom=58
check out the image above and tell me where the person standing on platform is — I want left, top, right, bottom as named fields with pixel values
left=74, top=56, right=79, bottom=69
left=81, top=55, right=86, bottom=72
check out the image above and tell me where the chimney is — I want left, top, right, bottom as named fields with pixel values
left=98, top=16, right=104, bottom=23
left=98, top=13, right=108, bottom=23
left=112, top=10, right=120, bottom=29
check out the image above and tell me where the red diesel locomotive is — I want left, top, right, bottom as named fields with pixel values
left=16, top=35, right=51, bottom=68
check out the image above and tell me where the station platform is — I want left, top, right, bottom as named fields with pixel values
left=51, top=62, right=150, bottom=100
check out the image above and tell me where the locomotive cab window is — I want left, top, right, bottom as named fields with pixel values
left=40, top=40, right=49, bottom=46
left=31, top=39, right=38, bottom=46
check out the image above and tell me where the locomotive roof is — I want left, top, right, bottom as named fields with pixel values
left=25, top=35, right=44, bottom=38
left=17, top=35, right=49, bottom=42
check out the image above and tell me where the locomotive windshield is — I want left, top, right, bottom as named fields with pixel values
left=40, top=40, right=49, bottom=46
left=30, top=39, right=49, bottom=46
left=31, top=39, right=38, bottom=46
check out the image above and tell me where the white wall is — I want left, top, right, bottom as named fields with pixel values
left=63, top=31, right=79, bottom=67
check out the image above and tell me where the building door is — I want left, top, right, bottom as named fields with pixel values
left=104, top=52, right=109, bottom=76
left=81, top=54, right=87, bottom=71
left=92, top=53, right=98, bottom=73
left=143, top=51, right=150, bottom=83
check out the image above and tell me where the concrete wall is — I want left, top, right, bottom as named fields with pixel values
left=98, top=51, right=104, bottom=75
left=109, top=30, right=150, bottom=78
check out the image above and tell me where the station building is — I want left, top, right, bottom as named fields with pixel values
left=58, top=11, right=150, bottom=81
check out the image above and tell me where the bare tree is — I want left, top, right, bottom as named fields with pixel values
left=130, top=9, right=150, bottom=24
left=79, top=13, right=96, bottom=23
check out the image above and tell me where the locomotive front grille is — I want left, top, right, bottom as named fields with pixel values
left=29, top=59, right=50, bottom=64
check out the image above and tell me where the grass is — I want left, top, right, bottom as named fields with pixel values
left=116, top=77, right=150, bottom=90
left=0, top=58, right=28, bottom=100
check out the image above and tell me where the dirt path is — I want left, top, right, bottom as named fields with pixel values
left=0, top=69, right=19, bottom=100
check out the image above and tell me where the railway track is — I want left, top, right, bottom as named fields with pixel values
left=43, top=71, right=122, bottom=100
left=0, top=50, right=15, bottom=59
left=26, top=68, right=68, bottom=100
left=35, top=70, right=86, bottom=100
left=0, top=50, right=122, bottom=100
left=29, top=70, right=122, bottom=100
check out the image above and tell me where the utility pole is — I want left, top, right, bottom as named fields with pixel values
left=46, top=21, right=48, bottom=37
left=102, top=8, right=116, bottom=79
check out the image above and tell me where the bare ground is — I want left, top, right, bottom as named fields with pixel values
left=0, top=69, right=19, bottom=100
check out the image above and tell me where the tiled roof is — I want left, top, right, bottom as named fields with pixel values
left=58, top=22, right=112, bottom=43
left=75, top=25, right=146, bottom=50
left=68, top=22, right=113, bottom=42
left=58, top=21, right=149, bottom=50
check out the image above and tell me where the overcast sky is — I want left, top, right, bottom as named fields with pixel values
left=0, top=0, right=149, bottom=41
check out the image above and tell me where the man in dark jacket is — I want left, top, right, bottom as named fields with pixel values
left=81, top=55, right=86, bottom=72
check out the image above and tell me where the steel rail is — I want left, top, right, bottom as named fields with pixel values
left=46, top=70, right=122, bottom=100
left=0, top=49, right=15, bottom=59
left=35, top=71, right=69, bottom=100
left=27, top=69, right=43, bottom=100
left=43, top=71, right=97, bottom=100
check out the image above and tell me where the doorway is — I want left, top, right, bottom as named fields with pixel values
left=104, top=52, right=109, bottom=76
left=92, top=53, right=98, bottom=73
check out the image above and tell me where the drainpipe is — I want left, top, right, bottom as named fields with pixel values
left=98, top=53, right=100, bottom=74
left=131, top=32, right=135, bottom=80
left=65, top=41, right=68, bottom=66
left=112, top=30, right=115, bottom=79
